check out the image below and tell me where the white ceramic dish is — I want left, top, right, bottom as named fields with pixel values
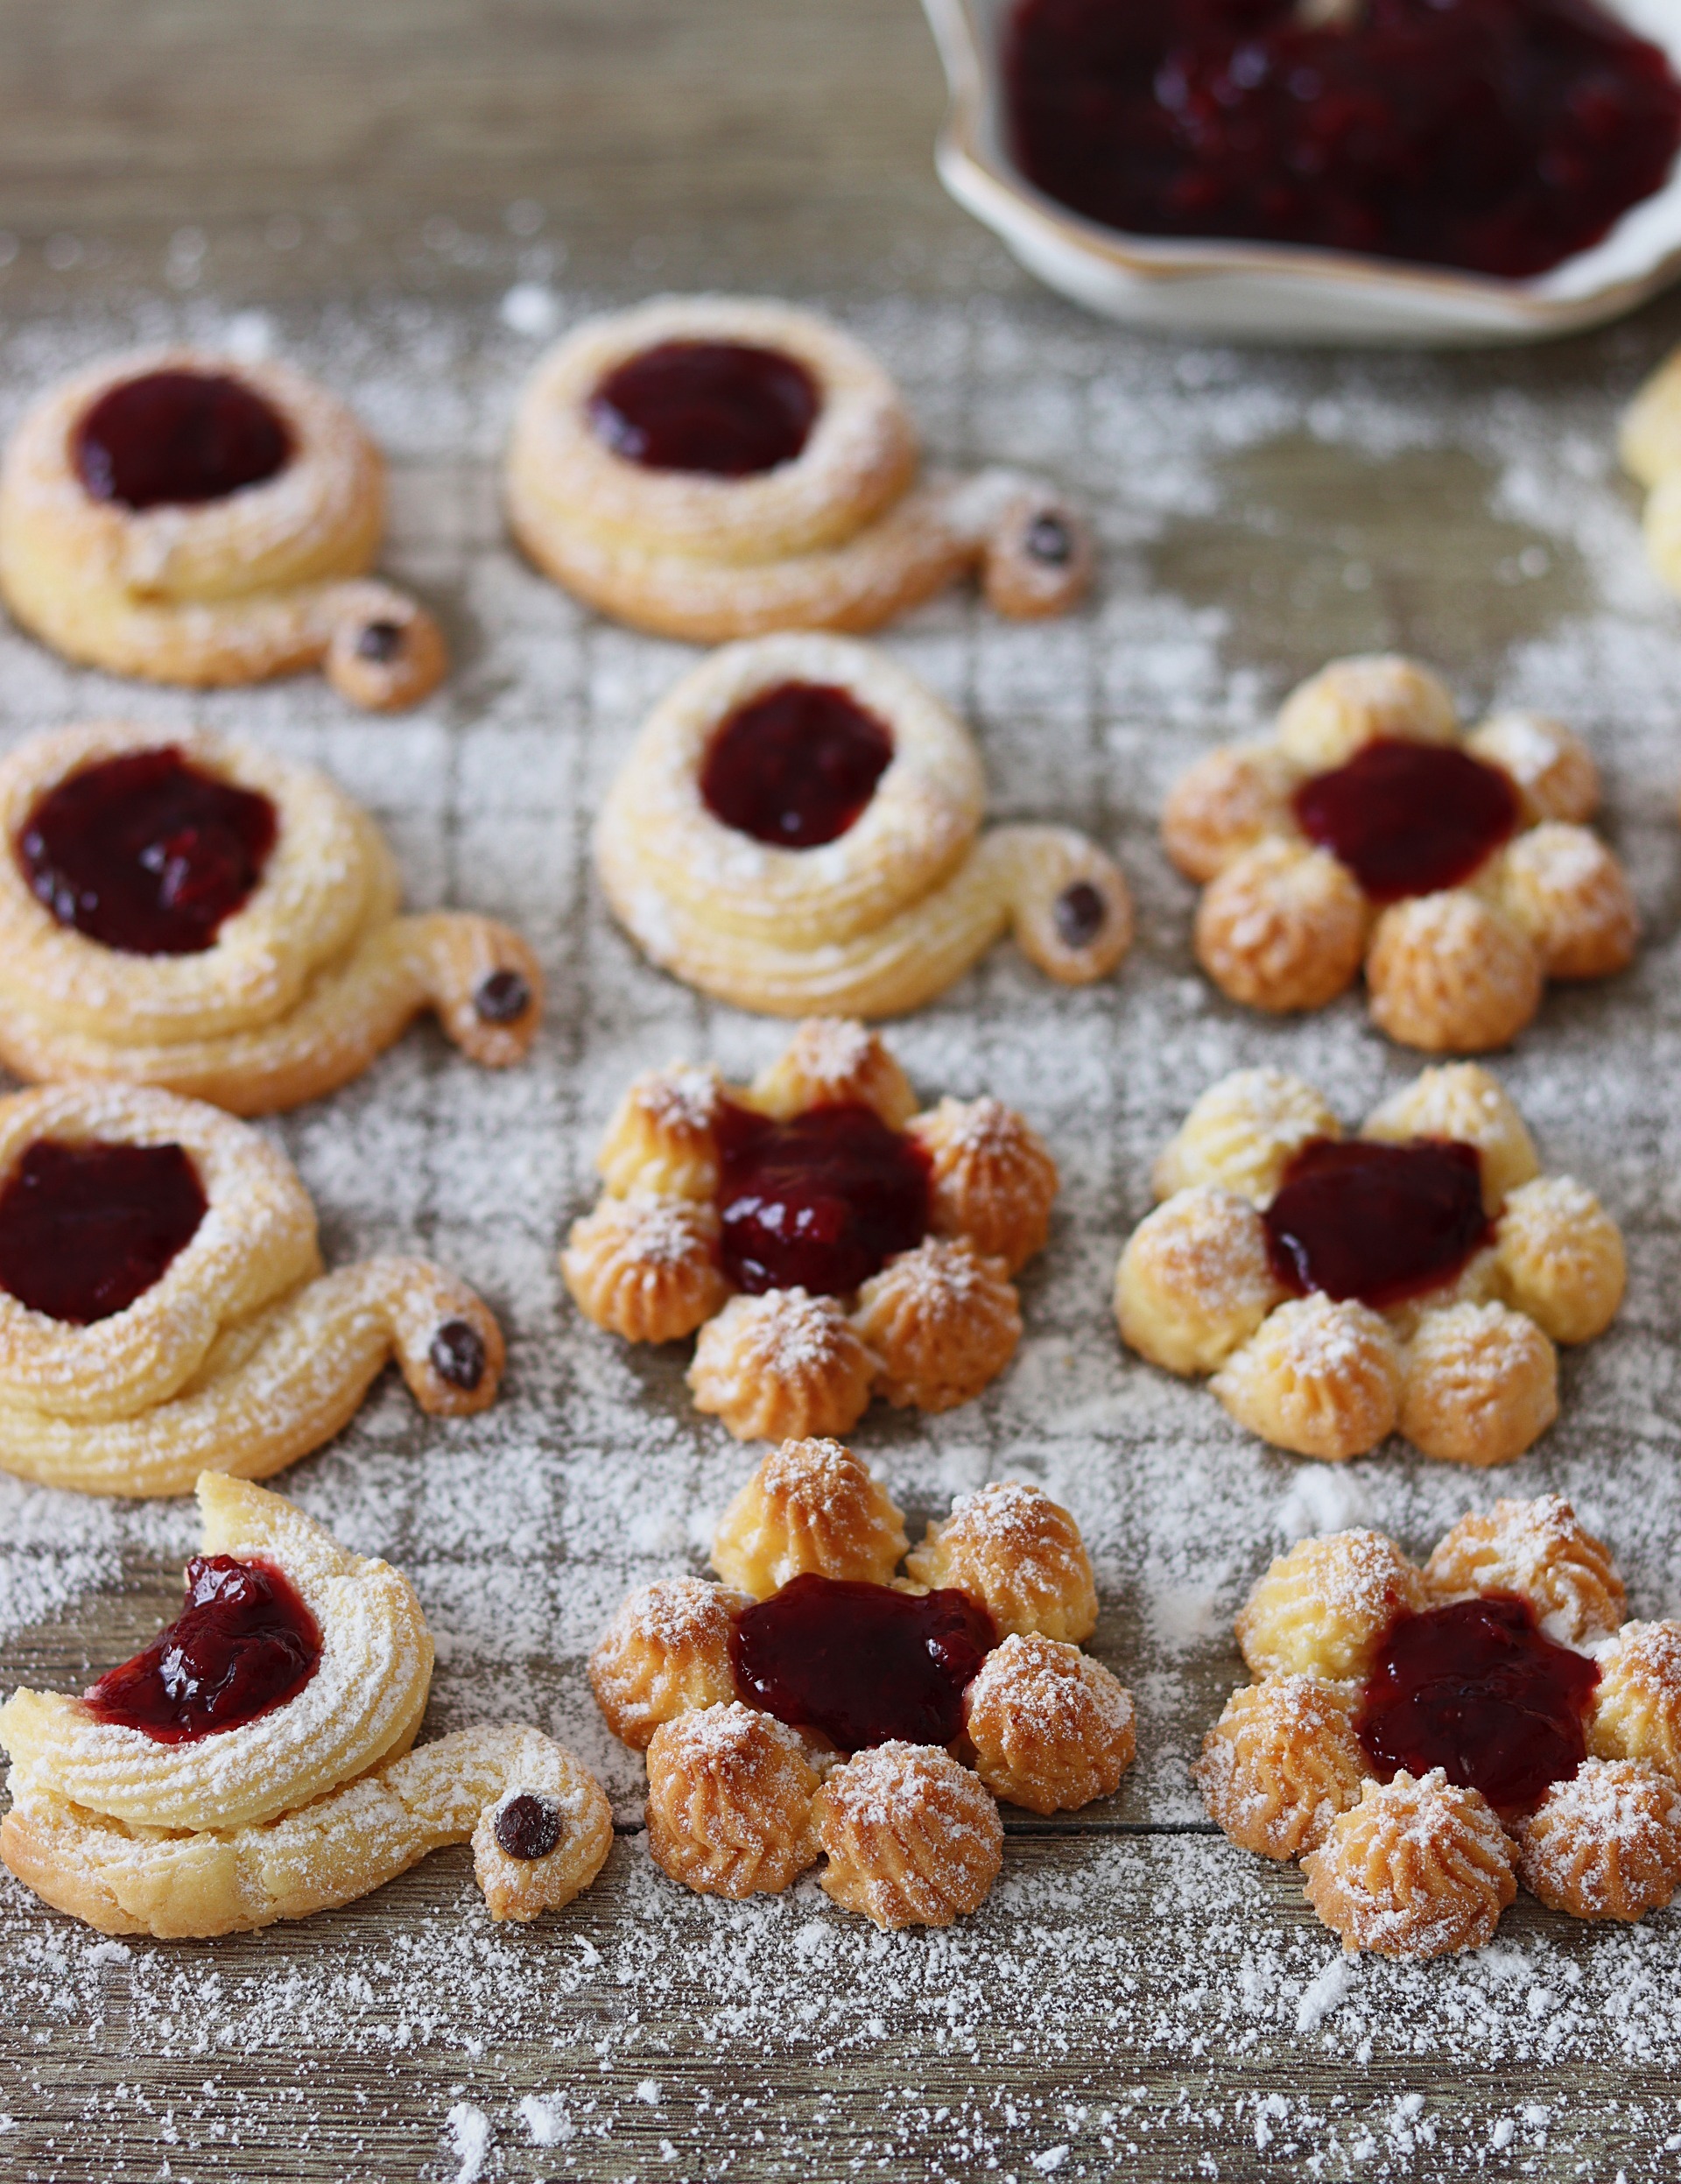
left=923, top=0, right=1681, bottom=346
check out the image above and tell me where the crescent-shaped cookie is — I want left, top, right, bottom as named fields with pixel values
left=0, top=346, right=447, bottom=708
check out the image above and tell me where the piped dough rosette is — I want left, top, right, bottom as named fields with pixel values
left=504, top=294, right=1093, bottom=641
left=0, top=1082, right=505, bottom=1497
left=562, top=1019, right=1057, bottom=1438
left=594, top=633, right=1131, bottom=1016
left=0, top=1475, right=611, bottom=1936
left=1115, top=1061, right=1623, bottom=1466
left=0, top=722, right=541, bottom=1114
left=0, top=346, right=446, bottom=708
left=590, top=1437, right=1133, bottom=1927
left=1163, top=655, right=1635, bottom=1053
left=1199, top=1498, right=1681, bottom=1958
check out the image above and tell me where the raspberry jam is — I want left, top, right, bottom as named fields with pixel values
left=0, top=1139, right=207, bottom=1324
left=1358, top=1592, right=1599, bottom=1812
left=714, top=1100, right=931, bottom=1296
left=1004, top=0, right=1681, bottom=281
left=1292, top=740, right=1519, bottom=902
left=20, top=746, right=278, bottom=956
left=700, top=682, right=894, bottom=849
left=74, top=370, right=292, bottom=510
left=1264, top=1138, right=1490, bottom=1311
left=85, top=1555, right=322, bottom=1744
left=730, top=1574, right=997, bottom=1751
left=588, top=341, right=819, bottom=476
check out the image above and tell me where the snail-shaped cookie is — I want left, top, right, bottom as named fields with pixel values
left=1116, top=1063, right=1624, bottom=1467
left=591, top=1438, right=1133, bottom=1927
left=1200, top=1498, right=1681, bottom=1957
left=0, top=722, right=540, bottom=1113
left=0, top=1083, right=505, bottom=1497
left=1164, top=656, right=1636, bottom=1052
left=0, top=1474, right=612, bottom=1936
left=0, top=348, right=447, bottom=708
left=595, top=633, right=1132, bottom=1015
left=505, top=295, right=1093, bottom=640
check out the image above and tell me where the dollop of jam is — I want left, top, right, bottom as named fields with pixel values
left=1004, top=0, right=1681, bottom=281
left=1291, top=739, right=1519, bottom=902
left=714, top=1099, right=931, bottom=1296
left=1358, top=1592, right=1599, bottom=1812
left=84, top=1554, right=322, bottom=1744
left=74, top=370, right=292, bottom=510
left=0, top=1138, right=207, bottom=1324
left=589, top=340, right=819, bottom=476
left=1264, top=1137, right=1490, bottom=1311
left=700, top=681, right=894, bottom=849
left=19, top=745, right=278, bottom=957
left=730, top=1574, right=997, bottom=1751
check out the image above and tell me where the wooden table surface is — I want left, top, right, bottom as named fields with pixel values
left=6, top=8, right=1681, bottom=2182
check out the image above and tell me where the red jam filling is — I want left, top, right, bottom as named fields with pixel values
left=85, top=1555, right=322, bottom=1744
left=1003, top=0, right=1681, bottom=281
left=19, top=745, right=278, bottom=957
left=700, top=682, right=894, bottom=849
left=588, top=340, right=819, bottom=476
left=1264, top=1138, right=1490, bottom=1311
left=714, top=1099, right=931, bottom=1296
left=0, top=1138, right=207, bottom=1324
left=730, top=1574, right=997, bottom=1751
left=1358, top=1592, right=1599, bottom=1812
left=74, top=370, right=292, bottom=510
left=1291, top=739, right=1519, bottom=902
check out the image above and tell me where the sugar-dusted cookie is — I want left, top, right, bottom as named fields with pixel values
left=505, top=295, right=1092, bottom=640
left=0, top=348, right=446, bottom=708
left=591, top=1438, right=1133, bottom=1927
left=1200, top=1498, right=1681, bottom=1957
left=0, top=1474, right=611, bottom=1935
left=1164, top=656, right=1635, bottom=1052
left=595, top=632, right=1132, bottom=1015
left=1117, top=1062, right=1623, bottom=1466
left=0, top=722, right=540, bottom=1113
left=0, top=1082, right=505, bottom=1497
left=563, top=1019, right=1058, bottom=1439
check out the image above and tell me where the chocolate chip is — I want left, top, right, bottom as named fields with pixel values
left=355, top=618, right=405, bottom=663
left=474, top=968, right=532, bottom=1025
left=429, top=1318, right=486, bottom=1391
left=494, top=1792, right=562, bottom=1862
left=1053, top=879, right=1107, bottom=949
left=1025, top=513, right=1073, bottom=566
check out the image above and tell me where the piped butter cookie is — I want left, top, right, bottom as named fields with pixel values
left=505, top=295, right=1092, bottom=640
left=0, top=1082, right=504, bottom=1497
left=0, top=722, right=540, bottom=1113
left=0, top=1474, right=611, bottom=1936
left=0, top=348, right=446, bottom=708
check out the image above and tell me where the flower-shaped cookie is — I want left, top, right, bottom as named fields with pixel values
left=563, top=1018, right=1059, bottom=1439
left=0, top=1473, right=613, bottom=1936
left=506, top=294, right=1092, bottom=642
left=0, top=1082, right=505, bottom=1497
left=1116, top=1063, right=1623, bottom=1466
left=595, top=631, right=1132, bottom=1017
left=590, top=1437, right=1134, bottom=1927
left=1199, top=1497, right=1681, bottom=1958
left=1164, top=655, right=1636, bottom=1052
left=0, top=722, right=541, bottom=1113
left=0, top=346, right=447, bottom=708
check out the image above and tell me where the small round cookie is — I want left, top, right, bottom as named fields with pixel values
left=587, top=1576, right=754, bottom=1751
left=644, top=1703, right=820, bottom=1899
left=505, top=295, right=1092, bottom=641
left=712, top=1437, right=908, bottom=1598
left=812, top=1744, right=1003, bottom=1929
left=0, top=722, right=541, bottom=1115
left=0, top=1081, right=504, bottom=1497
left=595, top=633, right=1131, bottom=1017
left=962, top=1634, right=1136, bottom=1814
left=0, top=1475, right=611, bottom=1936
left=0, top=347, right=446, bottom=708
left=1301, top=1771, right=1516, bottom=1960
left=904, top=1480, right=1098, bottom=1644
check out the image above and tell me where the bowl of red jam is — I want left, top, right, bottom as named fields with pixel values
left=921, top=0, right=1681, bottom=342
